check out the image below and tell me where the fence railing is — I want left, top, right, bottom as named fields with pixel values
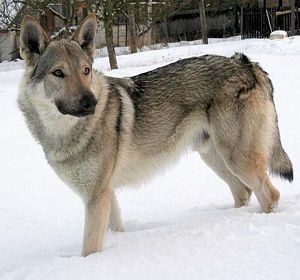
left=153, top=8, right=240, bottom=43
left=153, top=6, right=299, bottom=41
left=242, top=6, right=300, bottom=39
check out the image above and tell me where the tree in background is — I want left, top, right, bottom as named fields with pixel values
left=2, top=0, right=297, bottom=67
left=78, top=0, right=138, bottom=69
left=199, top=0, right=208, bottom=44
left=0, top=0, right=68, bottom=32
left=102, top=0, right=118, bottom=69
left=0, top=0, right=131, bottom=69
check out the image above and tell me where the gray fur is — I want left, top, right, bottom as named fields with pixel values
left=18, top=15, right=293, bottom=257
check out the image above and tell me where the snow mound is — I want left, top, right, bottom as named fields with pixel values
left=270, top=30, right=288, bottom=40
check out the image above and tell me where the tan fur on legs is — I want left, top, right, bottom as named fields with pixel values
left=218, top=158, right=280, bottom=213
left=255, top=173, right=280, bottom=212
left=81, top=187, right=113, bottom=257
left=230, top=182, right=252, bottom=208
left=198, top=144, right=252, bottom=208
left=109, top=192, right=124, bottom=232
left=234, top=171, right=279, bottom=213
left=210, top=92, right=281, bottom=213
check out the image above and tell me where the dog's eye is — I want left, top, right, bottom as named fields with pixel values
left=84, top=68, right=90, bottom=75
left=52, top=69, right=64, bottom=78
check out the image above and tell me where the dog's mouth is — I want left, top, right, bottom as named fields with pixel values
left=55, top=103, right=96, bottom=118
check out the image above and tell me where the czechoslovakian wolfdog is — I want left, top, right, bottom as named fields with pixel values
left=18, top=14, right=293, bottom=257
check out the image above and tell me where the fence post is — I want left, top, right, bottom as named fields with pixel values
left=199, top=0, right=208, bottom=44
left=241, top=6, right=244, bottom=38
left=291, top=0, right=296, bottom=32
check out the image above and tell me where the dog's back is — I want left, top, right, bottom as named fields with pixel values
left=18, top=14, right=293, bottom=257
left=109, top=54, right=293, bottom=197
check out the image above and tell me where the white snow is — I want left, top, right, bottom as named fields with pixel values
left=271, top=30, right=288, bottom=36
left=1, top=37, right=300, bottom=280
left=270, top=30, right=288, bottom=40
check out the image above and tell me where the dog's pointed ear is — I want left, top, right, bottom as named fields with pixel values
left=20, top=15, right=50, bottom=66
left=72, top=13, right=97, bottom=59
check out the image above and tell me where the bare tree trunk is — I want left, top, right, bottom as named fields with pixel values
left=105, top=21, right=118, bottom=70
left=199, top=0, right=208, bottom=44
left=291, top=0, right=296, bottom=32
left=128, top=4, right=137, bottom=54
left=240, top=5, right=244, bottom=38
left=163, top=14, right=169, bottom=43
left=147, top=0, right=154, bottom=44
left=104, top=0, right=118, bottom=69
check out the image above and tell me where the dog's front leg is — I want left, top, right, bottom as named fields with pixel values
left=81, top=187, right=112, bottom=257
left=109, top=191, right=124, bottom=232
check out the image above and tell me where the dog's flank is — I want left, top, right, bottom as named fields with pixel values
left=18, top=14, right=293, bottom=257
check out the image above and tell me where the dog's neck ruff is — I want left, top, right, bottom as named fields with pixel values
left=29, top=82, right=80, bottom=137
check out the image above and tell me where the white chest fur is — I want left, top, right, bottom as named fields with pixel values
left=49, top=155, right=101, bottom=199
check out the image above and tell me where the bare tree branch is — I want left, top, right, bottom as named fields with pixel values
left=46, top=4, right=68, bottom=21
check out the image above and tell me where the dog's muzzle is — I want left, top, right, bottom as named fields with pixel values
left=56, top=95, right=98, bottom=118
left=77, top=95, right=98, bottom=116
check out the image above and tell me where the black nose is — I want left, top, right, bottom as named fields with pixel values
left=79, top=95, right=98, bottom=110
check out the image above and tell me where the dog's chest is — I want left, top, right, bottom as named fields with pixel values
left=48, top=155, right=100, bottom=198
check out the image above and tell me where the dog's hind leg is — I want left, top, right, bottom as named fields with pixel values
left=109, top=191, right=124, bottom=232
left=81, top=187, right=112, bottom=257
left=197, top=141, right=252, bottom=208
left=219, top=157, right=280, bottom=213
left=209, top=98, right=280, bottom=213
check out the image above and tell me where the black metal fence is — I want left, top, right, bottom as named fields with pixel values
left=153, top=6, right=300, bottom=42
left=242, top=6, right=300, bottom=38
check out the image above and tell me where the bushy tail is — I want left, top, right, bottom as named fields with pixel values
left=270, top=125, right=293, bottom=182
left=231, top=52, right=293, bottom=182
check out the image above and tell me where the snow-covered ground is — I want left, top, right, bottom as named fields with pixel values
left=1, top=37, right=300, bottom=280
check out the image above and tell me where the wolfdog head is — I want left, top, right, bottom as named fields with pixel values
left=20, top=14, right=98, bottom=117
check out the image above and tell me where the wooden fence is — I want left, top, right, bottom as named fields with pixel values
left=153, top=8, right=240, bottom=43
